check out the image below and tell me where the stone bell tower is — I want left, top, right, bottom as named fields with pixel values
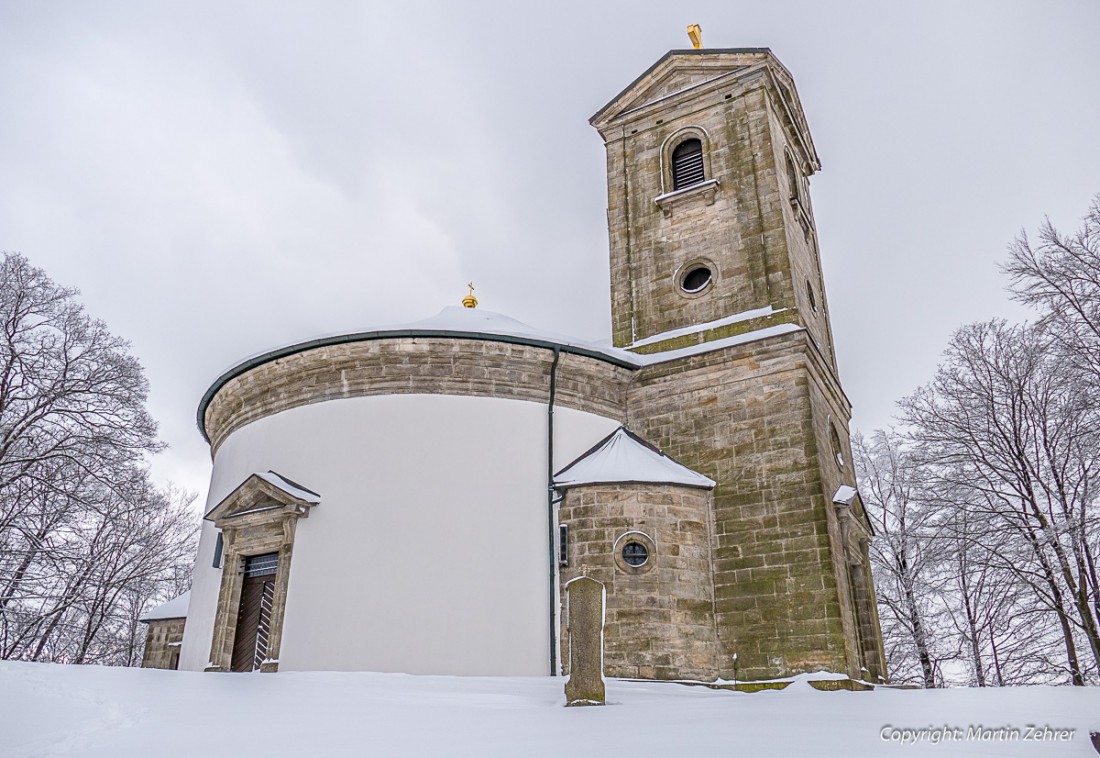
left=592, top=46, right=887, bottom=682
left=591, top=47, right=835, bottom=359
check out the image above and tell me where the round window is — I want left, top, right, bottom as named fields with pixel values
left=621, top=541, right=649, bottom=567
left=681, top=265, right=712, bottom=293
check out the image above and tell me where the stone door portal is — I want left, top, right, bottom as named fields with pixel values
left=230, top=553, right=279, bottom=672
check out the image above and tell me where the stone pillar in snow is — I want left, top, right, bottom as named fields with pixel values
left=565, top=576, right=605, bottom=706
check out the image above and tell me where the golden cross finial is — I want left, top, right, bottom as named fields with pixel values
left=462, top=282, right=478, bottom=309
left=687, top=24, right=703, bottom=49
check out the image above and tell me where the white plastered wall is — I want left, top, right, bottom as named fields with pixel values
left=178, top=393, right=619, bottom=675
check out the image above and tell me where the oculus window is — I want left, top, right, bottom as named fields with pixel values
left=680, top=265, right=713, bottom=294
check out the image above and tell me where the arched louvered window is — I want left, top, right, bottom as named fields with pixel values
left=786, top=152, right=801, bottom=201
left=671, top=138, right=705, bottom=190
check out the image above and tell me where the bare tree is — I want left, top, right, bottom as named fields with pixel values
left=855, top=430, right=946, bottom=687
left=1004, top=197, right=1100, bottom=651
left=858, top=197, right=1100, bottom=686
left=933, top=490, right=1066, bottom=687
left=1005, top=195, right=1100, bottom=382
left=0, top=252, right=196, bottom=665
left=901, top=320, right=1100, bottom=684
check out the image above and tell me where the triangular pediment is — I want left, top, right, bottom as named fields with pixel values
left=590, top=47, right=820, bottom=172
left=591, top=48, right=771, bottom=129
left=204, top=470, right=320, bottom=523
left=609, top=65, right=747, bottom=117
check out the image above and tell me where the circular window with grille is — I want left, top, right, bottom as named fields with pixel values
left=613, top=531, right=656, bottom=575
left=621, top=541, right=649, bottom=567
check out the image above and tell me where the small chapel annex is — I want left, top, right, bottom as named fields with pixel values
left=141, top=44, right=886, bottom=685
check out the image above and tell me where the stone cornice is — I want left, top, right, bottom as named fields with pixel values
left=591, top=49, right=820, bottom=172
left=198, top=330, right=637, bottom=445
left=201, top=337, right=632, bottom=456
left=626, top=308, right=801, bottom=356
left=594, top=65, right=769, bottom=141
left=590, top=48, right=773, bottom=128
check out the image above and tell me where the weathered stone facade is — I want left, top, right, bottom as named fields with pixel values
left=591, top=48, right=885, bottom=682
left=563, top=576, right=607, bottom=706
left=190, top=46, right=885, bottom=684
left=202, top=338, right=631, bottom=455
left=558, top=483, right=719, bottom=680
left=141, top=617, right=185, bottom=670
left=204, top=474, right=318, bottom=673
left=625, top=331, right=875, bottom=680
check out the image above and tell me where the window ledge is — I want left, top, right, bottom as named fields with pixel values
left=655, top=179, right=720, bottom=217
left=789, top=194, right=813, bottom=235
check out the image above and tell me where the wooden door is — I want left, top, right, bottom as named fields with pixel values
left=230, top=553, right=279, bottom=672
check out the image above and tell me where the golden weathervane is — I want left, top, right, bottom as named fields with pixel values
left=687, top=24, right=703, bottom=49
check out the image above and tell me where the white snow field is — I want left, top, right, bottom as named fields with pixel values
left=1, top=661, right=1098, bottom=757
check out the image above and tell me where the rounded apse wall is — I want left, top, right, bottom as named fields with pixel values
left=179, top=393, right=620, bottom=675
left=200, top=336, right=632, bottom=455
left=557, top=482, right=720, bottom=681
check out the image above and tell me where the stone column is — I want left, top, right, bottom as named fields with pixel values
left=259, top=516, right=298, bottom=672
left=565, top=576, right=606, bottom=707
left=855, top=537, right=886, bottom=682
left=206, top=530, right=242, bottom=672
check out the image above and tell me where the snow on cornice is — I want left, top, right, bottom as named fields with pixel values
left=386, top=307, right=803, bottom=368
left=628, top=306, right=786, bottom=349
left=832, top=485, right=858, bottom=505
left=257, top=471, right=321, bottom=504
left=634, top=323, right=804, bottom=365
left=198, top=307, right=806, bottom=441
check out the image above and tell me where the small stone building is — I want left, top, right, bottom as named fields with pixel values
left=154, top=46, right=885, bottom=684
left=139, top=591, right=189, bottom=670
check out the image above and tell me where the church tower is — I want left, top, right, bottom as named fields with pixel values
left=593, top=47, right=886, bottom=682
left=591, top=47, right=834, bottom=359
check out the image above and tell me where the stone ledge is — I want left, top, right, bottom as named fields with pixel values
left=203, top=337, right=630, bottom=455
left=628, top=308, right=802, bottom=355
left=626, top=677, right=877, bottom=693
left=807, top=678, right=875, bottom=692
left=654, top=179, right=720, bottom=217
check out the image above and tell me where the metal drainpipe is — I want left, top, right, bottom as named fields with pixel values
left=547, top=346, right=561, bottom=676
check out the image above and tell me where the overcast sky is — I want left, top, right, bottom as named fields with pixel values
left=2, top=1, right=1098, bottom=508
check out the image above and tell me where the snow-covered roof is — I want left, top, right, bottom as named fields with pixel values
left=337, top=306, right=801, bottom=370
left=554, top=427, right=715, bottom=490
left=256, top=471, right=321, bottom=504
left=392, top=307, right=635, bottom=359
left=198, top=305, right=805, bottom=442
left=139, top=591, right=190, bottom=623
left=832, top=485, right=858, bottom=505
left=204, top=471, right=321, bottom=521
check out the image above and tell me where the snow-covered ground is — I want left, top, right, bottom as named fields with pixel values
left=1, top=661, right=1098, bottom=757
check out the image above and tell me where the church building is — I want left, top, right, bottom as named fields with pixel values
left=142, top=44, right=886, bottom=684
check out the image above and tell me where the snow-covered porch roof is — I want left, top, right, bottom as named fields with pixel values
left=554, top=427, right=715, bottom=490
left=139, top=591, right=190, bottom=623
left=204, top=470, right=321, bottom=523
